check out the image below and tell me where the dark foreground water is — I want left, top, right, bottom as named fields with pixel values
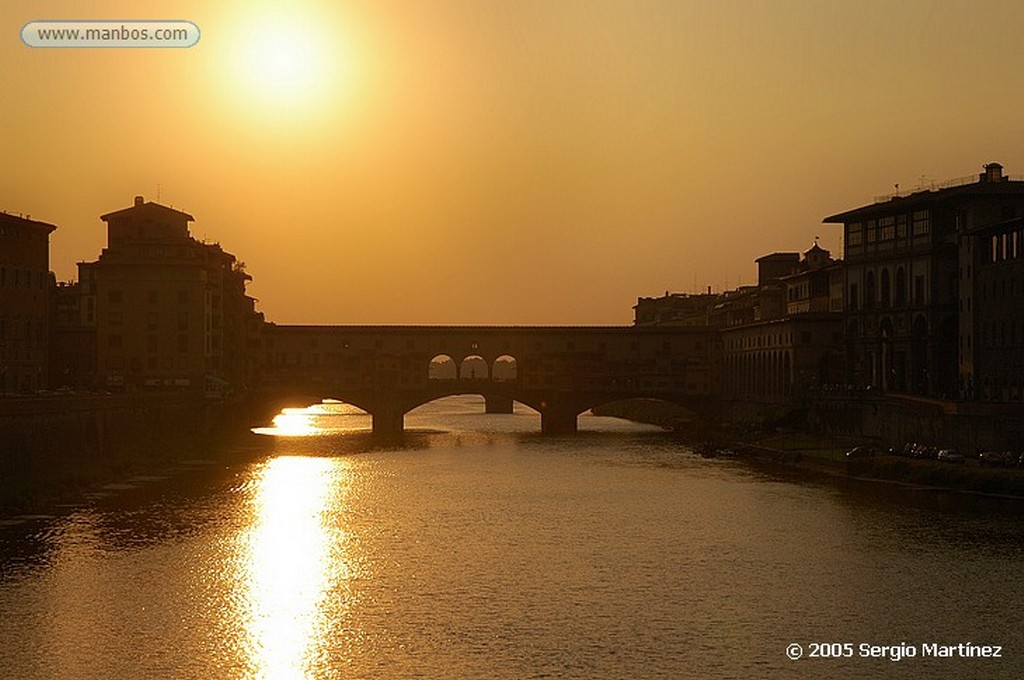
left=1, top=396, right=1022, bottom=679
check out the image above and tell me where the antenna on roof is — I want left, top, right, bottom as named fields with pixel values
left=157, top=183, right=162, bottom=202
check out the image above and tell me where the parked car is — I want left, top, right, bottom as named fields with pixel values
left=937, top=449, right=965, bottom=464
left=979, top=450, right=1014, bottom=468
left=911, top=444, right=938, bottom=460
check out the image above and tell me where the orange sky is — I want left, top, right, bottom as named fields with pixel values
left=3, top=0, right=1024, bottom=324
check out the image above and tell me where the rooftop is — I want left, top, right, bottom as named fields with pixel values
left=823, top=162, right=1024, bottom=223
left=100, top=195, right=194, bottom=222
left=0, top=211, right=57, bottom=233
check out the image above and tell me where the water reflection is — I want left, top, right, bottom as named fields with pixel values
left=269, top=407, right=320, bottom=436
left=253, top=402, right=371, bottom=436
left=239, top=456, right=349, bottom=678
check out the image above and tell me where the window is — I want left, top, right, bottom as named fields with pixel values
left=879, top=216, right=895, bottom=241
left=866, top=220, right=877, bottom=243
left=895, top=267, right=907, bottom=306
left=847, top=222, right=863, bottom=247
left=896, top=214, right=908, bottom=238
left=912, top=210, right=931, bottom=235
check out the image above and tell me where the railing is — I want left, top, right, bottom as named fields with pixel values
left=873, top=174, right=1024, bottom=203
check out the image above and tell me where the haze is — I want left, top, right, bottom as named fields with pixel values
left=3, top=0, right=1023, bottom=324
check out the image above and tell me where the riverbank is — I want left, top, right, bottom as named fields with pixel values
left=594, top=399, right=1024, bottom=499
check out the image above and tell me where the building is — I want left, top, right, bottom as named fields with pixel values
left=0, top=211, right=57, bottom=393
left=718, top=245, right=843, bottom=404
left=633, top=291, right=722, bottom=327
left=824, top=162, right=1024, bottom=398
left=960, top=211, right=1024, bottom=402
left=78, top=196, right=260, bottom=393
left=780, top=242, right=842, bottom=316
left=49, top=281, right=96, bottom=389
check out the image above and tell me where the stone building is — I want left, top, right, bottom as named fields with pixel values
left=49, top=281, right=96, bottom=389
left=960, top=213, right=1024, bottom=402
left=718, top=245, right=843, bottom=404
left=78, top=196, right=260, bottom=394
left=633, top=292, right=722, bottom=327
left=0, top=211, right=56, bottom=393
left=824, top=162, right=1024, bottom=398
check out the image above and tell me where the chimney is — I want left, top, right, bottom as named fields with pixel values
left=981, top=163, right=1004, bottom=183
left=134, top=195, right=144, bottom=206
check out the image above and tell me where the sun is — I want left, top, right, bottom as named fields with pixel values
left=241, top=18, right=319, bottom=98
left=226, top=7, right=347, bottom=114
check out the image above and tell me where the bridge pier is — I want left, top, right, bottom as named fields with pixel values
left=484, top=395, right=514, bottom=414
left=371, top=405, right=405, bottom=437
left=540, top=408, right=578, bottom=435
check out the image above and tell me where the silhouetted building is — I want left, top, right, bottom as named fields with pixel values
left=78, top=196, right=260, bottom=393
left=960, top=212, right=1024, bottom=402
left=755, top=252, right=800, bottom=286
left=824, top=161, right=1024, bottom=398
left=720, top=314, right=843, bottom=404
left=781, top=243, right=843, bottom=316
left=633, top=292, right=722, bottom=327
left=49, top=281, right=96, bottom=388
left=0, top=211, right=56, bottom=393
left=719, top=245, right=843, bottom=403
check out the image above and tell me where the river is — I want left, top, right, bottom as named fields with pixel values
left=0, top=396, right=1021, bottom=678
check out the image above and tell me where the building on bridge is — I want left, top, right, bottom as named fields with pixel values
left=76, top=196, right=262, bottom=394
left=255, top=323, right=717, bottom=434
left=0, top=211, right=57, bottom=393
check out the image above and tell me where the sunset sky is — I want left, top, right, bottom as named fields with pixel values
left=3, top=0, right=1024, bottom=324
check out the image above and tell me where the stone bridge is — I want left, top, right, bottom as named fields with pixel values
left=256, top=324, right=715, bottom=435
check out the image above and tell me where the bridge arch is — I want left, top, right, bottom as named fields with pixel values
left=459, top=354, right=489, bottom=380
left=492, top=354, right=518, bottom=381
left=428, top=354, right=456, bottom=381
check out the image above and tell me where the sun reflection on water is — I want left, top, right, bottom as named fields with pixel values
left=268, top=408, right=319, bottom=436
left=253, top=402, right=372, bottom=437
left=240, top=456, right=350, bottom=678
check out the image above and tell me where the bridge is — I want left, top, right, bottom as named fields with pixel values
left=256, top=324, right=715, bottom=435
